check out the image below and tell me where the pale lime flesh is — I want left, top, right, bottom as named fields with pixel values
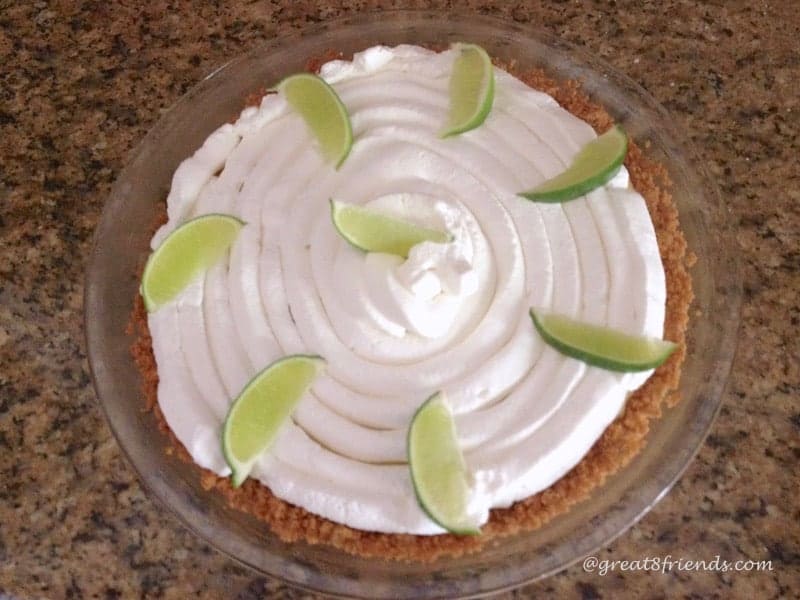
left=222, top=355, right=325, bottom=487
left=441, top=43, right=495, bottom=137
left=519, top=125, right=629, bottom=202
left=530, top=309, right=677, bottom=372
left=407, top=392, right=480, bottom=535
left=278, top=73, right=353, bottom=169
left=330, top=200, right=452, bottom=258
left=140, top=214, right=244, bottom=313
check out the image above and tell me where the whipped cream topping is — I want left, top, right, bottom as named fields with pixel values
left=148, top=45, right=666, bottom=534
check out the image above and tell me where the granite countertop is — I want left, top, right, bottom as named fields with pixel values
left=1, top=1, right=798, bottom=598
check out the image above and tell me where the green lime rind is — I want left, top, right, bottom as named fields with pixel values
left=141, top=213, right=244, bottom=313
left=519, top=125, right=629, bottom=203
left=330, top=200, right=452, bottom=258
left=529, top=309, right=677, bottom=372
left=441, top=43, right=496, bottom=138
left=222, top=354, right=325, bottom=488
left=407, top=392, right=481, bottom=536
left=277, top=73, right=353, bottom=169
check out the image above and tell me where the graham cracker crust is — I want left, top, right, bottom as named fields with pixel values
left=128, top=55, right=694, bottom=563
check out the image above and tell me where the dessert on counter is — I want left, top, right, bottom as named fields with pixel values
left=131, top=44, right=692, bottom=560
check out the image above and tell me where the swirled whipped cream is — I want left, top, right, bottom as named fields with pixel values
left=148, top=45, right=666, bottom=535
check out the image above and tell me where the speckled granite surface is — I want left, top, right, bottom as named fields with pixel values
left=1, top=1, right=798, bottom=598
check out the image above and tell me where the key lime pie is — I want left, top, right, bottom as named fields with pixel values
left=130, top=43, right=693, bottom=561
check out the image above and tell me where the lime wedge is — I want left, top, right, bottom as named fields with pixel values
left=519, top=125, right=629, bottom=202
left=330, top=199, right=452, bottom=258
left=140, top=214, right=244, bottom=313
left=222, top=355, right=325, bottom=487
left=408, top=393, right=480, bottom=535
left=441, top=43, right=495, bottom=137
left=277, top=73, right=353, bottom=169
left=530, top=309, right=677, bottom=372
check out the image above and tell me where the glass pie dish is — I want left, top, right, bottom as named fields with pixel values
left=85, top=10, right=741, bottom=598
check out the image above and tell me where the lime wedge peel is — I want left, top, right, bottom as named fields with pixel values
left=441, top=43, right=496, bottom=138
left=519, top=125, right=629, bottom=203
left=408, top=392, right=481, bottom=535
left=141, top=213, right=244, bottom=313
left=277, top=73, right=353, bottom=169
left=330, top=200, right=453, bottom=258
left=222, top=354, right=325, bottom=488
left=530, top=309, right=677, bottom=372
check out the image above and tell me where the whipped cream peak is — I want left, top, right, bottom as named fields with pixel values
left=350, top=192, right=482, bottom=340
